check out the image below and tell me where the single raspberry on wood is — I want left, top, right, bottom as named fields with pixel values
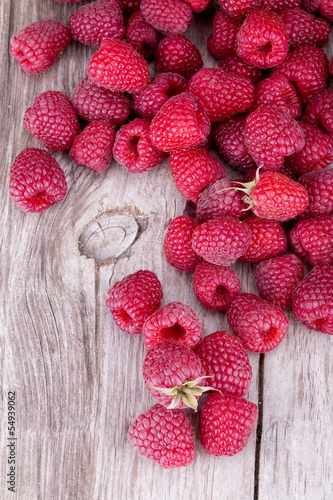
left=218, top=54, right=264, bottom=83
left=289, top=216, right=333, bottom=267
left=207, top=11, right=240, bottom=60
left=126, top=10, right=162, bottom=61
left=297, top=169, right=333, bottom=220
left=252, top=75, right=302, bottom=119
left=280, top=7, right=330, bottom=47
left=140, top=0, right=192, bottom=36
left=155, top=35, right=203, bottom=80
left=163, top=215, right=202, bottom=271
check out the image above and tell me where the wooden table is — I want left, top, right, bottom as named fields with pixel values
left=1, top=1, right=333, bottom=499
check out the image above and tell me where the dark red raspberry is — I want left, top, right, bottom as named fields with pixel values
left=253, top=75, right=302, bottom=119
left=216, top=0, right=260, bottom=19
left=297, top=169, right=333, bottom=220
left=318, top=0, right=333, bottom=21
left=304, top=88, right=333, bottom=135
left=163, top=215, right=202, bottom=271
left=23, top=90, right=80, bottom=152
left=155, top=35, right=203, bottom=79
left=10, top=20, right=70, bottom=74
left=226, top=292, right=289, bottom=352
left=69, top=121, right=116, bottom=173
left=169, top=146, right=225, bottom=202
left=280, top=8, right=330, bottom=48
left=302, top=0, right=319, bottom=10
left=126, top=11, right=162, bottom=61
left=218, top=54, right=264, bottom=83
left=289, top=216, right=333, bottom=267
left=255, top=254, right=305, bottom=310
left=193, top=262, right=241, bottom=311
left=188, top=67, right=254, bottom=123
left=118, top=0, right=141, bottom=15
left=261, top=0, right=301, bottom=10
left=207, top=11, right=240, bottom=59
left=140, top=0, right=192, bottom=36
left=9, top=148, right=67, bottom=213
left=113, top=118, right=167, bottom=173
left=105, top=270, right=163, bottom=335
left=128, top=404, right=195, bottom=469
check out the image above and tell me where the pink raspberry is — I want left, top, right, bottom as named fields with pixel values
left=253, top=75, right=302, bottom=119
left=207, top=11, right=240, bottom=59
left=105, top=270, right=163, bottom=335
left=218, top=54, right=264, bottom=83
left=193, top=262, right=241, bottom=311
left=304, top=88, right=333, bottom=135
left=255, top=254, right=305, bottom=310
left=126, top=11, right=162, bottom=61
left=216, top=0, right=260, bottom=19
left=113, top=118, right=167, bottom=174
left=169, top=146, right=225, bottom=202
left=118, top=0, right=141, bottom=15
left=297, top=169, right=333, bottom=220
left=140, top=0, right=192, bottom=36
left=23, top=90, right=80, bottom=152
left=155, top=35, right=203, bottom=79
left=185, top=0, right=211, bottom=12
left=69, top=121, right=116, bottom=173
left=9, top=148, right=67, bottom=213
left=163, top=215, right=201, bottom=271
left=10, top=20, right=70, bottom=74
left=289, top=216, right=333, bottom=267
left=280, top=8, right=330, bottom=47
left=261, top=0, right=301, bottom=10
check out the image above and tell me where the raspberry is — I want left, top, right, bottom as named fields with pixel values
left=169, top=146, right=225, bottom=202
left=9, top=148, right=67, bottom=213
left=140, top=0, right=192, bottom=36
left=252, top=75, right=302, bottom=119
left=149, top=93, right=211, bottom=152
left=71, top=77, right=131, bottom=127
left=69, top=121, right=116, bottom=173
left=280, top=7, right=330, bottom=47
left=207, top=11, right=240, bottom=59
left=87, top=38, right=150, bottom=93
left=155, top=35, right=203, bottom=79
left=142, top=302, right=203, bottom=349
left=297, top=169, right=333, bottom=220
left=218, top=54, right=264, bottom=83
left=261, top=0, right=301, bottom=9
left=163, top=216, right=202, bottom=271
left=226, top=292, right=289, bottom=352
left=216, top=0, right=260, bottom=19
left=292, top=263, right=333, bottom=334
left=126, top=11, right=162, bottom=61
left=132, top=73, right=188, bottom=120
left=200, top=393, right=258, bottom=456
left=193, top=262, right=241, bottom=311
left=318, top=0, right=333, bottom=21
left=289, top=216, right=333, bottom=267
left=188, top=67, right=254, bottom=123
left=255, top=254, right=305, bottom=310
left=236, top=9, right=289, bottom=69
left=191, top=217, right=251, bottom=266
left=113, top=118, right=167, bottom=173
left=105, top=270, right=163, bottom=335
left=23, top=90, right=80, bottom=152
left=304, top=88, right=333, bottom=135
left=10, top=20, right=70, bottom=74
left=185, top=0, right=211, bottom=12
left=68, top=0, right=126, bottom=46
left=128, top=404, right=195, bottom=469
left=118, top=0, right=141, bottom=15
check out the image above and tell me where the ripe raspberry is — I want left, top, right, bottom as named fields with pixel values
left=292, top=263, right=333, bottom=334
left=216, top=0, right=260, bottom=19
left=140, top=0, right=192, bottom=36
left=10, top=20, right=70, bottom=74
left=126, top=11, right=162, bottom=61
left=105, top=270, right=163, bottom=335
left=87, top=38, right=149, bottom=93
left=155, top=35, right=203, bottom=79
left=118, top=0, right=141, bottom=15
left=188, top=67, right=254, bottom=123
left=185, top=0, right=211, bottom=12
left=218, top=54, right=264, bottom=83
left=113, top=118, right=167, bottom=173
left=252, top=75, right=302, bottom=119
left=163, top=216, right=202, bottom=271
left=69, top=0, right=125, bottom=46
left=69, top=120, right=116, bottom=173
left=236, top=9, right=289, bottom=69
left=169, top=146, right=225, bottom=202
left=226, top=292, right=289, bottom=352
left=207, top=11, right=240, bottom=59
left=318, top=0, right=333, bottom=21
left=261, top=0, right=301, bottom=10
left=255, top=254, right=305, bottom=310
left=289, top=216, right=333, bottom=267
left=191, top=217, right=251, bottom=266
left=297, top=169, right=333, bottom=220
left=193, top=262, right=241, bottom=311
left=128, top=404, right=195, bottom=469
left=304, top=88, right=333, bottom=135
left=71, top=77, right=131, bottom=127
left=200, top=393, right=258, bottom=456
left=149, top=93, right=211, bottom=152
left=9, top=148, right=67, bottom=213
left=142, top=302, right=203, bottom=349
left=280, top=8, right=330, bottom=48
left=302, top=0, right=319, bottom=10
left=23, top=90, right=80, bottom=152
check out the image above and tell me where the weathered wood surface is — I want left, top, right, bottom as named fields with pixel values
left=1, top=2, right=332, bottom=499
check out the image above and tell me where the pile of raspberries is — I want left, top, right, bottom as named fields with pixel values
left=8, top=0, right=333, bottom=469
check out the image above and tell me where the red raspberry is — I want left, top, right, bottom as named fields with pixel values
left=302, top=0, right=319, bottom=10
left=318, top=0, right=333, bottom=21
left=191, top=217, right=251, bottom=266
left=69, top=0, right=126, bottom=46
left=226, top=292, right=289, bottom=352
left=297, top=169, right=333, bottom=220
left=261, top=0, right=301, bottom=10
left=128, top=404, right=195, bottom=469
left=10, top=20, right=70, bottom=74
left=185, top=0, right=211, bottom=11
left=218, top=54, right=264, bottom=83
left=193, top=262, right=241, bottom=311
left=236, top=9, right=288, bottom=69
left=163, top=216, right=201, bottom=271
left=149, top=92, right=211, bottom=152
left=207, top=11, right=240, bottom=59
left=304, top=88, right=333, bottom=135
left=69, top=120, right=116, bottom=173
left=9, top=148, right=67, bottom=213
left=200, top=393, right=258, bottom=456
left=132, top=73, right=188, bottom=120
left=253, top=75, right=302, bottom=119
left=244, top=106, right=305, bottom=170
left=155, top=35, right=203, bottom=79
left=71, top=77, right=131, bottom=127
left=87, top=38, right=150, bottom=93
left=126, top=11, right=162, bottom=61
left=105, top=270, right=163, bottom=335
left=113, top=118, right=167, bottom=173
left=280, top=8, right=330, bottom=48
left=255, top=254, right=305, bottom=310
left=140, top=0, right=192, bottom=36
left=292, top=263, right=333, bottom=334
left=216, top=0, right=260, bottom=19
left=289, top=216, right=333, bottom=267
left=118, top=0, right=141, bottom=15
left=188, top=67, right=254, bottom=123
left=23, top=91, right=80, bottom=152
left=142, top=302, right=203, bottom=349
left=169, top=146, right=225, bottom=202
